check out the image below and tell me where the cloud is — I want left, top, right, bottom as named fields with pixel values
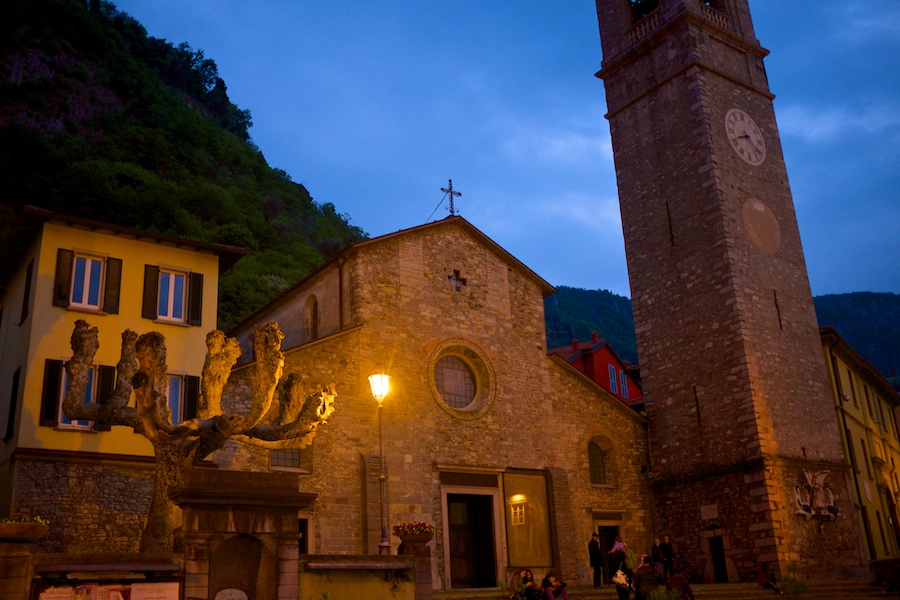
left=534, top=191, right=621, bottom=232
left=778, top=102, right=900, bottom=142
left=836, top=4, right=900, bottom=43
left=499, top=121, right=613, bottom=168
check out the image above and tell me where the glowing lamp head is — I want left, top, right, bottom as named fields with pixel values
left=369, top=373, right=391, bottom=403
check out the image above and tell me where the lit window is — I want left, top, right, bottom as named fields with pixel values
left=59, top=368, right=94, bottom=429
left=620, top=371, right=629, bottom=399
left=511, top=503, right=526, bottom=526
left=435, top=356, right=476, bottom=409
left=608, top=365, right=618, bottom=394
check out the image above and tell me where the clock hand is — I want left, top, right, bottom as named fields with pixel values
left=738, top=132, right=760, bottom=153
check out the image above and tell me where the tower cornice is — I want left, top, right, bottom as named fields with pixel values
left=600, top=56, right=775, bottom=120
left=594, top=9, right=774, bottom=98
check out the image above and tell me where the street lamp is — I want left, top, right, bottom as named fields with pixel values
left=368, top=373, right=391, bottom=555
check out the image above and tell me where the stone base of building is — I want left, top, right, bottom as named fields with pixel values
left=650, top=457, right=866, bottom=583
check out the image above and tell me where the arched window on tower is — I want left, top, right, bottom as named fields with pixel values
left=588, top=436, right=615, bottom=487
left=304, top=295, right=318, bottom=342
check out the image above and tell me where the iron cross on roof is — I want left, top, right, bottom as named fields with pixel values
left=441, top=179, right=462, bottom=215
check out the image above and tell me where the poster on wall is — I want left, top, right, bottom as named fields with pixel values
left=38, top=582, right=178, bottom=600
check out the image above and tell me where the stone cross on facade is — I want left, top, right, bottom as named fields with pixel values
left=448, top=269, right=467, bottom=292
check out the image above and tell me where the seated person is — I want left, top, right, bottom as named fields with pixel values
left=757, top=563, right=783, bottom=595
left=509, top=568, right=539, bottom=600
left=540, top=572, right=569, bottom=600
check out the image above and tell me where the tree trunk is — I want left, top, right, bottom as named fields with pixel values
left=140, top=441, right=199, bottom=553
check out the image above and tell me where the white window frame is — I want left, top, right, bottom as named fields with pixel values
left=608, top=365, right=618, bottom=394
left=167, top=374, right=184, bottom=424
left=620, top=371, right=629, bottom=399
left=69, top=253, right=106, bottom=310
left=157, top=268, right=188, bottom=323
left=58, top=366, right=95, bottom=430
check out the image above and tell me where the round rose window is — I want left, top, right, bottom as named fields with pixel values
left=428, top=339, right=495, bottom=420
left=435, top=355, right=477, bottom=409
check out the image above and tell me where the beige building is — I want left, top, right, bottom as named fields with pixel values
left=821, top=326, right=900, bottom=560
left=223, top=216, right=654, bottom=590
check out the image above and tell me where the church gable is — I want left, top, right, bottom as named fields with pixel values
left=347, top=218, right=550, bottom=351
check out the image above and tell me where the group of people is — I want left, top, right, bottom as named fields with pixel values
left=508, top=568, right=569, bottom=600
left=587, top=532, right=787, bottom=598
left=590, top=533, right=693, bottom=600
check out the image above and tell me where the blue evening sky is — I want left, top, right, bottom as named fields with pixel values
left=111, top=1, right=900, bottom=298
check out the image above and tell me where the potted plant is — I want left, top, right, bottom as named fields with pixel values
left=392, top=521, right=435, bottom=544
left=648, top=589, right=681, bottom=600
left=0, top=516, right=50, bottom=543
left=780, top=562, right=807, bottom=599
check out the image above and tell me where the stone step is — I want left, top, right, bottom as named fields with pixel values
left=433, top=580, right=900, bottom=600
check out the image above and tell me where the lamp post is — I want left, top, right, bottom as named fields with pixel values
left=368, top=373, right=391, bottom=555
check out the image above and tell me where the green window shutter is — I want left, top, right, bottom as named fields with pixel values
left=102, top=257, right=122, bottom=314
left=187, top=272, right=203, bottom=326
left=183, top=375, right=200, bottom=420
left=92, top=365, right=116, bottom=431
left=142, top=265, right=159, bottom=319
left=40, top=359, right=63, bottom=427
left=54, top=249, right=74, bottom=307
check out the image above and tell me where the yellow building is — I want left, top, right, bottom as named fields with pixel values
left=822, top=326, right=900, bottom=560
left=0, top=206, right=243, bottom=552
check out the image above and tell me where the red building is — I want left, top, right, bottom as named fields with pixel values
left=549, top=332, right=642, bottom=406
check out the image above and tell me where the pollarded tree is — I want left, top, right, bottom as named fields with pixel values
left=62, top=319, right=335, bottom=553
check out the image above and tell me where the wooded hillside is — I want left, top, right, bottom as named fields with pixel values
left=0, top=0, right=366, bottom=329
left=544, top=288, right=900, bottom=380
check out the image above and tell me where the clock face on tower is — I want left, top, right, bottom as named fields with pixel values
left=725, top=108, right=766, bottom=165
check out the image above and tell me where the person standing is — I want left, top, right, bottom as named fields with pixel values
left=667, top=569, right=695, bottom=600
left=589, top=533, right=603, bottom=588
left=651, top=537, right=663, bottom=576
left=660, top=535, right=676, bottom=580
left=633, top=555, right=660, bottom=600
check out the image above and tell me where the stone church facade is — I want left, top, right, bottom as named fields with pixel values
left=221, top=217, right=654, bottom=590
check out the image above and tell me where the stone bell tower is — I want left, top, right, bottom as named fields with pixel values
left=594, top=0, right=863, bottom=580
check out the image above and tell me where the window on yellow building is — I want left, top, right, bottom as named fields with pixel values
left=861, top=440, right=873, bottom=480
left=142, top=265, right=203, bottom=326
left=53, top=249, right=122, bottom=314
left=166, top=374, right=199, bottom=424
left=58, top=366, right=95, bottom=430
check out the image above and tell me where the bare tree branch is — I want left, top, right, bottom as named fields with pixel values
left=62, top=319, right=335, bottom=552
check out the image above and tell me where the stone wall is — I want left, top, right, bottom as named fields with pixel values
left=10, top=455, right=153, bottom=553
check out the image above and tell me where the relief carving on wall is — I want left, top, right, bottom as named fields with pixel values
left=794, top=469, right=838, bottom=522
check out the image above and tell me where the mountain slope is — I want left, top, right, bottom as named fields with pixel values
left=544, top=288, right=899, bottom=379
left=0, top=0, right=366, bottom=329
